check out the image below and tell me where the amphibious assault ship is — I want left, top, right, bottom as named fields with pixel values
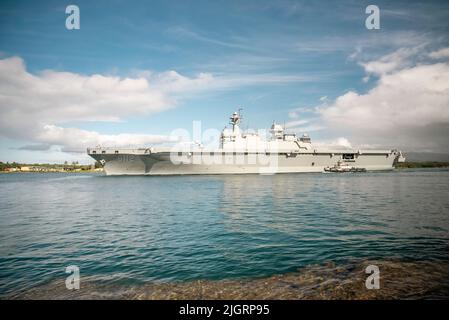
left=87, top=111, right=405, bottom=175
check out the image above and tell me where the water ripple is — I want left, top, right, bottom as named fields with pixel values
left=1, top=170, right=449, bottom=297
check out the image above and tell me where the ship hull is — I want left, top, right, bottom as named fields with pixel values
left=88, top=151, right=400, bottom=176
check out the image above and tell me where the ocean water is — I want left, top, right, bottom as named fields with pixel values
left=1, top=169, right=449, bottom=298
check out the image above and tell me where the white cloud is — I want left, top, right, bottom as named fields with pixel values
left=317, top=50, right=449, bottom=152
left=149, top=70, right=214, bottom=93
left=320, top=63, right=449, bottom=130
left=429, top=47, right=449, bottom=59
left=360, top=46, right=421, bottom=76
left=295, top=31, right=427, bottom=54
left=0, top=57, right=189, bottom=135
left=284, top=119, right=309, bottom=128
left=288, top=124, right=325, bottom=133
left=34, top=125, right=179, bottom=153
left=288, top=107, right=318, bottom=119
left=0, top=57, right=206, bottom=153
left=313, top=137, right=353, bottom=150
left=166, top=26, right=251, bottom=50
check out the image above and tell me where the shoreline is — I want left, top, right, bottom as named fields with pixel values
left=0, top=170, right=102, bottom=174
left=9, top=259, right=449, bottom=300
left=2, top=165, right=449, bottom=174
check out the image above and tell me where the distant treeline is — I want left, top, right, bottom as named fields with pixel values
left=396, top=161, right=449, bottom=168
left=0, top=161, right=103, bottom=171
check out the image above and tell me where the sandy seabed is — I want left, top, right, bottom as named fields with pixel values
left=11, top=259, right=449, bottom=300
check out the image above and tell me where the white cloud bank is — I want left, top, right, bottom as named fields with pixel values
left=0, top=57, right=212, bottom=152
left=429, top=47, right=449, bottom=59
left=313, top=137, right=353, bottom=150
left=36, top=125, right=179, bottom=153
left=317, top=47, right=449, bottom=152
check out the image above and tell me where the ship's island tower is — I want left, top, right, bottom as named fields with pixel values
left=220, top=109, right=312, bottom=151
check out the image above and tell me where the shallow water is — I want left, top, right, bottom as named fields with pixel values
left=15, top=259, right=449, bottom=299
left=1, top=169, right=449, bottom=298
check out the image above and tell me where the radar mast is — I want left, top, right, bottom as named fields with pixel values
left=230, top=108, right=243, bottom=132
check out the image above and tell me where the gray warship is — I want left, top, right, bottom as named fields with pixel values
left=87, top=111, right=405, bottom=175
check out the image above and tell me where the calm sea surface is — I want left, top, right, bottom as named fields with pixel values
left=1, top=169, right=449, bottom=297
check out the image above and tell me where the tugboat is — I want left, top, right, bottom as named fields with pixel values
left=324, top=161, right=366, bottom=173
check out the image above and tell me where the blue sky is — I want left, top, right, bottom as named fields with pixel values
left=1, top=0, right=449, bottom=163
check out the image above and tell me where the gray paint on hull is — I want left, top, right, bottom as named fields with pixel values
left=90, top=153, right=398, bottom=176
